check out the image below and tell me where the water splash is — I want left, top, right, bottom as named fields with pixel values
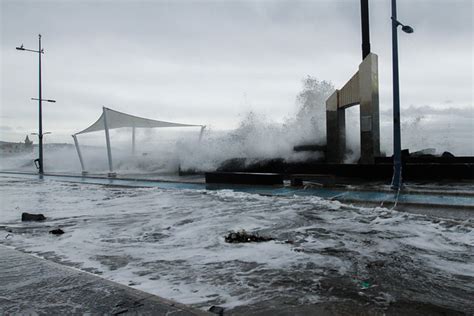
left=0, top=77, right=334, bottom=174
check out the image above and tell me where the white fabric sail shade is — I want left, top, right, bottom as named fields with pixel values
left=74, top=107, right=201, bottom=135
left=72, top=107, right=205, bottom=176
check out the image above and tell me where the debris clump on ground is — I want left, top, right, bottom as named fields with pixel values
left=224, top=230, right=274, bottom=243
left=49, top=228, right=65, bottom=235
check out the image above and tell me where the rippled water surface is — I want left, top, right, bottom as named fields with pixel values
left=0, top=176, right=473, bottom=314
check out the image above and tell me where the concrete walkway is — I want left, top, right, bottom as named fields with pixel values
left=0, top=245, right=210, bottom=315
left=2, top=171, right=473, bottom=220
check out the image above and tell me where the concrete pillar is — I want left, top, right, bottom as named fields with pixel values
left=359, top=53, right=380, bottom=163
left=326, top=90, right=346, bottom=163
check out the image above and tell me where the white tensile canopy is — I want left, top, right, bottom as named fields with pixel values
left=72, top=107, right=205, bottom=175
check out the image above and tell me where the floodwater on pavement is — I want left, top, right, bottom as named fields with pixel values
left=0, top=175, right=472, bottom=314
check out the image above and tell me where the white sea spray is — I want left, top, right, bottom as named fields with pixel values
left=0, top=176, right=472, bottom=311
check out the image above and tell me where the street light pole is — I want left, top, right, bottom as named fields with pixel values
left=391, top=0, right=402, bottom=190
left=390, top=0, right=413, bottom=190
left=38, top=34, right=43, bottom=174
left=16, top=34, right=55, bottom=175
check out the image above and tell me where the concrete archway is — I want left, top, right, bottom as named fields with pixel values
left=326, top=53, right=380, bottom=164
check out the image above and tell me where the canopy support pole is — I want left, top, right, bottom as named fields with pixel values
left=132, top=126, right=136, bottom=155
left=72, top=134, right=87, bottom=174
left=199, top=125, right=206, bottom=141
left=103, top=107, right=115, bottom=177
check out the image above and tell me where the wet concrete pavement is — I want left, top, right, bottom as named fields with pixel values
left=0, top=245, right=209, bottom=315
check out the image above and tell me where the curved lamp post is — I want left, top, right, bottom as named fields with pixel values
left=391, top=0, right=414, bottom=190
left=16, top=34, right=56, bottom=174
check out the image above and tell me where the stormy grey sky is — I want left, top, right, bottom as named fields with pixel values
left=0, top=0, right=473, bottom=147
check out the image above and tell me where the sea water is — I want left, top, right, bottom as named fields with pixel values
left=0, top=175, right=472, bottom=313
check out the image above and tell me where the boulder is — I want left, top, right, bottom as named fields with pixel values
left=441, top=151, right=455, bottom=158
left=21, top=213, right=46, bottom=221
left=411, top=148, right=436, bottom=157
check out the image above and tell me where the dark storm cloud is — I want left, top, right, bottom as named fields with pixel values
left=1, top=0, right=472, bottom=147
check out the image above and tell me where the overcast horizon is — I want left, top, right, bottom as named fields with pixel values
left=1, top=0, right=472, bottom=152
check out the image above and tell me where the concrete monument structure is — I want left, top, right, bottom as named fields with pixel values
left=326, top=52, right=380, bottom=164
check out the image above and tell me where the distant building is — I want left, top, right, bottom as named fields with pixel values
left=0, top=135, right=34, bottom=155
left=24, top=135, right=33, bottom=147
